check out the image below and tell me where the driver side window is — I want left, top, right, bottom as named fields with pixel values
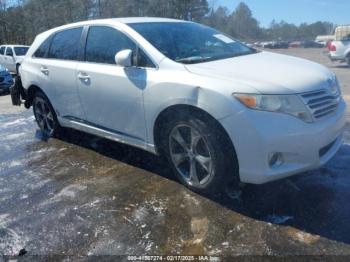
left=85, top=26, right=154, bottom=68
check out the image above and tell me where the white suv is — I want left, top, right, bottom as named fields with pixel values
left=328, top=25, right=350, bottom=67
left=15, top=18, right=346, bottom=193
left=0, top=45, right=30, bottom=74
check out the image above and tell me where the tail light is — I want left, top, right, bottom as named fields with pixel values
left=328, top=42, right=336, bottom=51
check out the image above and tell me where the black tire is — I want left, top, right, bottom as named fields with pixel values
left=10, top=76, right=22, bottom=105
left=347, top=55, right=350, bottom=68
left=161, top=112, right=239, bottom=194
left=16, top=64, right=20, bottom=75
left=32, top=91, right=61, bottom=137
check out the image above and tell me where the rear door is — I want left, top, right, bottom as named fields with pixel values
left=41, top=27, right=85, bottom=119
left=4, top=47, right=15, bottom=72
left=76, top=25, right=154, bottom=142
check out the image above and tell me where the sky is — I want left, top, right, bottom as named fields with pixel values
left=210, top=0, right=350, bottom=27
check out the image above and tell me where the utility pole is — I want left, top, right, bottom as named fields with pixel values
left=97, top=0, right=101, bottom=18
left=138, top=0, right=146, bottom=17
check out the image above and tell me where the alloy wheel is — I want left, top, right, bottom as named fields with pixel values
left=34, top=97, right=55, bottom=136
left=169, top=124, right=214, bottom=187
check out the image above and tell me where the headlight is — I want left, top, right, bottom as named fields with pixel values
left=330, top=74, right=341, bottom=95
left=233, top=93, right=313, bottom=123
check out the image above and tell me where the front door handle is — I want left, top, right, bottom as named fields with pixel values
left=40, top=66, right=49, bottom=76
left=78, top=72, right=90, bottom=83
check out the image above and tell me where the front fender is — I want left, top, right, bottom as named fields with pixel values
left=144, top=82, right=241, bottom=145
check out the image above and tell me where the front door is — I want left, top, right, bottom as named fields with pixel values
left=76, top=26, right=152, bottom=142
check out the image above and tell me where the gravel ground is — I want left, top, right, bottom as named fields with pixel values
left=0, top=48, right=349, bottom=260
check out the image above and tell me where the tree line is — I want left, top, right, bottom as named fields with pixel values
left=0, top=0, right=335, bottom=45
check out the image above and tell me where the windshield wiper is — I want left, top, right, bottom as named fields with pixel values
left=176, top=51, right=258, bottom=64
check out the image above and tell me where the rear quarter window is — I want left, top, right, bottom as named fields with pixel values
left=0, top=47, right=5, bottom=55
left=34, top=36, right=53, bottom=58
left=14, top=47, right=29, bottom=56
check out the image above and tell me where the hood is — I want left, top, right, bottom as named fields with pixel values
left=185, top=51, right=333, bottom=94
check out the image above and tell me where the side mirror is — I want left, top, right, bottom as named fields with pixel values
left=115, top=49, right=133, bottom=67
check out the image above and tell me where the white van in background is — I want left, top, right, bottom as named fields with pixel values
left=0, top=45, right=30, bottom=74
left=315, top=35, right=334, bottom=46
left=328, top=25, right=350, bottom=67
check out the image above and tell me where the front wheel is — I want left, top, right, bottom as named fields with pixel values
left=162, top=115, right=239, bottom=194
left=16, top=64, right=20, bottom=75
left=33, top=92, right=60, bottom=137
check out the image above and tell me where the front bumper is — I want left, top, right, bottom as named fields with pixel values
left=220, top=99, right=347, bottom=184
left=328, top=53, right=346, bottom=62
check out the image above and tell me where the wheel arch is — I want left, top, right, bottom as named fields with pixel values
left=346, top=51, right=350, bottom=67
left=24, top=85, right=46, bottom=109
left=153, top=104, right=239, bottom=170
left=15, top=63, right=21, bottom=74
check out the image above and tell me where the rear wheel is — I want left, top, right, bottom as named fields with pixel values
left=33, top=92, right=60, bottom=137
left=347, top=55, right=350, bottom=67
left=161, top=113, right=239, bottom=194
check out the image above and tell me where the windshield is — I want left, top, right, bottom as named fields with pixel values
left=14, top=47, right=29, bottom=56
left=129, top=22, right=256, bottom=64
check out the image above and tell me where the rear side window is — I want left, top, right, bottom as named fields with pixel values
left=0, top=47, right=5, bottom=55
left=48, top=27, right=82, bottom=60
left=5, top=47, right=13, bottom=56
left=85, top=26, right=136, bottom=64
left=34, top=36, right=53, bottom=58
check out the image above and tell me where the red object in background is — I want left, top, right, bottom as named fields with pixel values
left=289, top=41, right=301, bottom=48
left=327, top=41, right=336, bottom=51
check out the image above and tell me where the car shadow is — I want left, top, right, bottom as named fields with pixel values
left=0, top=91, right=10, bottom=96
left=53, top=126, right=350, bottom=245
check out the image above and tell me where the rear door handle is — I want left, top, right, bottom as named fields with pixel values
left=78, top=72, right=90, bottom=82
left=40, top=66, right=49, bottom=75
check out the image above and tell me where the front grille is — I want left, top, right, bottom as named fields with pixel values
left=300, top=90, right=340, bottom=120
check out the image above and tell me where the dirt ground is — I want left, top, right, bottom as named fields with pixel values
left=0, top=48, right=349, bottom=260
